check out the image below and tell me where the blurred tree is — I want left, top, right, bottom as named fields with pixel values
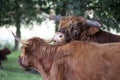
left=0, top=0, right=37, bottom=51
left=0, top=0, right=56, bottom=51
left=94, top=0, right=120, bottom=32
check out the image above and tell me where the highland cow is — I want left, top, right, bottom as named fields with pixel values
left=52, top=16, right=120, bottom=44
left=13, top=34, right=120, bottom=80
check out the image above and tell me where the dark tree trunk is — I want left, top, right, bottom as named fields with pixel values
left=13, top=0, right=21, bottom=51
left=13, top=16, right=21, bottom=51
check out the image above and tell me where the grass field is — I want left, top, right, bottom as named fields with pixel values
left=0, top=50, right=43, bottom=80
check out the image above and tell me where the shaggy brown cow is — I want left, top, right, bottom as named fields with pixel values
left=14, top=34, right=120, bottom=80
left=0, top=47, right=11, bottom=60
left=52, top=16, right=120, bottom=44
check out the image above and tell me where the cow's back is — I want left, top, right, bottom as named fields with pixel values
left=88, top=30, right=120, bottom=43
left=62, top=42, right=120, bottom=80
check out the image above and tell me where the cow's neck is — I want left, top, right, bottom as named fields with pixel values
left=36, top=45, right=69, bottom=79
left=34, top=63, right=49, bottom=80
left=33, top=45, right=59, bottom=79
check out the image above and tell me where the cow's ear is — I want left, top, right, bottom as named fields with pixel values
left=87, top=27, right=100, bottom=35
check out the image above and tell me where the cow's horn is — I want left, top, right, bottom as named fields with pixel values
left=11, top=32, right=29, bottom=45
left=86, top=19, right=102, bottom=28
left=42, top=12, right=61, bottom=21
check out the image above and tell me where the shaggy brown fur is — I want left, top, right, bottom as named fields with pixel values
left=19, top=37, right=120, bottom=80
left=53, top=16, right=120, bottom=44
left=0, top=47, right=11, bottom=60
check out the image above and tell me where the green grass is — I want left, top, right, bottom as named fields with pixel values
left=0, top=51, right=43, bottom=80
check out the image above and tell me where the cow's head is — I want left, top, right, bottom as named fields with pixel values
left=19, top=37, right=47, bottom=69
left=12, top=32, right=47, bottom=70
left=53, top=16, right=102, bottom=44
left=12, top=32, right=57, bottom=79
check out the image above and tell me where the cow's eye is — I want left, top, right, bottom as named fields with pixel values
left=59, top=35, right=63, bottom=37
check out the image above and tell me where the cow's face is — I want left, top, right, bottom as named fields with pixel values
left=19, top=46, right=33, bottom=69
left=12, top=32, right=50, bottom=76
left=18, top=37, right=48, bottom=69
left=53, top=32, right=66, bottom=45
left=53, top=16, right=101, bottom=44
